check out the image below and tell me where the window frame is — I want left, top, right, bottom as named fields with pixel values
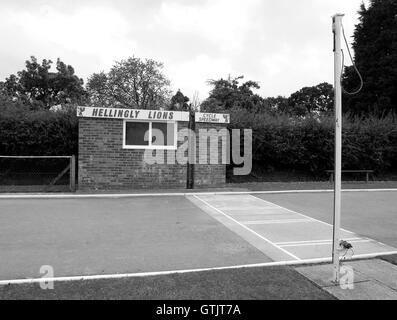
left=122, top=119, right=178, bottom=150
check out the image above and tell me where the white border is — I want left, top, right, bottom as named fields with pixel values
left=1, top=251, right=396, bottom=286
left=122, top=119, right=178, bottom=150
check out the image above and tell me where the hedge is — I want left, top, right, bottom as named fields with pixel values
left=0, top=104, right=78, bottom=156
left=228, top=107, right=397, bottom=175
left=1, top=103, right=396, bottom=177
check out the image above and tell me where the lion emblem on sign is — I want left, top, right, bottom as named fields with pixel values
left=77, top=107, right=85, bottom=116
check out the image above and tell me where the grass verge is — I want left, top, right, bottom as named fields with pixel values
left=0, top=266, right=335, bottom=300
left=380, top=254, right=397, bottom=266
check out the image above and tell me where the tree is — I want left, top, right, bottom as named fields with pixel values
left=0, top=56, right=88, bottom=110
left=87, top=57, right=171, bottom=109
left=265, top=96, right=290, bottom=114
left=201, top=76, right=270, bottom=113
left=287, top=82, right=334, bottom=116
left=169, top=89, right=190, bottom=111
left=342, top=0, right=397, bottom=115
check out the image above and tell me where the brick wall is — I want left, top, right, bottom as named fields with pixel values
left=78, top=118, right=227, bottom=190
left=194, top=123, right=228, bottom=186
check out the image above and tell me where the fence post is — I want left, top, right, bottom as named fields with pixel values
left=70, top=155, right=76, bottom=192
left=186, top=109, right=195, bottom=189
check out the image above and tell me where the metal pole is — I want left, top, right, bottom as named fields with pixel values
left=332, top=13, right=344, bottom=283
left=70, top=155, right=76, bottom=192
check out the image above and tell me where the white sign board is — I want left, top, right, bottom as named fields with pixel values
left=77, top=106, right=230, bottom=124
left=77, top=106, right=189, bottom=122
left=195, top=112, right=230, bottom=124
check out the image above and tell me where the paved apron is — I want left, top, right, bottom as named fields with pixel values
left=188, top=194, right=397, bottom=262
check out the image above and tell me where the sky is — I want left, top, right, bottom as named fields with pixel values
left=0, top=0, right=370, bottom=101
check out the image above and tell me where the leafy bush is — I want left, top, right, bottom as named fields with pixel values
left=229, top=107, right=397, bottom=176
left=0, top=103, right=78, bottom=156
left=1, top=98, right=395, bottom=179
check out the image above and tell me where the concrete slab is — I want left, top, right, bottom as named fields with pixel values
left=248, top=221, right=354, bottom=243
left=225, top=212, right=299, bottom=221
left=325, top=280, right=397, bottom=300
left=296, top=263, right=370, bottom=287
left=192, top=194, right=397, bottom=262
left=280, top=243, right=336, bottom=260
left=243, top=218, right=312, bottom=225
left=224, top=208, right=288, bottom=216
left=198, top=194, right=276, bottom=209
left=348, top=259, right=397, bottom=291
left=296, top=259, right=397, bottom=300
left=187, top=195, right=298, bottom=262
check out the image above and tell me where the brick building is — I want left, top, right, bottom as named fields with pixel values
left=77, top=106, right=229, bottom=190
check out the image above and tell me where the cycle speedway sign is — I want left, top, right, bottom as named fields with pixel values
left=195, top=112, right=230, bottom=124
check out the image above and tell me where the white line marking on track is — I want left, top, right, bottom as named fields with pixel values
left=279, top=239, right=372, bottom=248
left=275, top=237, right=363, bottom=245
left=193, top=195, right=302, bottom=261
left=221, top=211, right=286, bottom=216
left=1, top=251, right=397, bottom=286
left=218, top=207, right=282, bottom=211
left=249, top=195, right=356, bottom=234
left=242, top=218, right=313, bottom=225
left=0, top=188, right=396, bottom=199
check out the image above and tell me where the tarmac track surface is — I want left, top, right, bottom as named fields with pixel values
left=0, top=190, right=396, bottom=281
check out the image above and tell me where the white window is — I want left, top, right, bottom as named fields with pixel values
left=123, top=120, right=177, bottom=150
